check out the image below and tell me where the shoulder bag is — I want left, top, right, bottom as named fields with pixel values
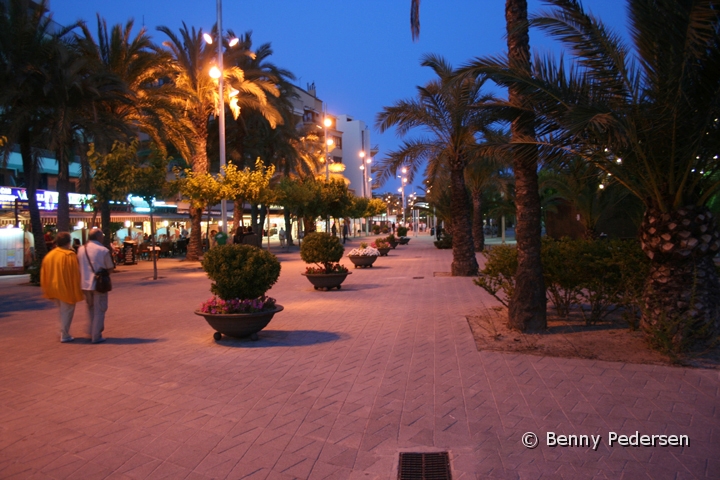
left=84, top=245, right=112, bottom=293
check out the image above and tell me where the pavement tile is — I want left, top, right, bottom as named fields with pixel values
left=0, top=236, right=717, bottom=479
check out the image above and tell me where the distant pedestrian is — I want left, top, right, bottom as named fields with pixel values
left=391, top=222, right=396, bottom=234
left=278, top=227, right=286, bottom=248
left=78, top=229, right=115, bottom=344
left=331, top=222, right=337, bottom=237
left=342, top=222, right=349, bottom=244
left=233, top=226, right=245, bottom=245
left=41, top=232, right=84, bottom=343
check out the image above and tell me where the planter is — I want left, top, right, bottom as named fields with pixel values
left=398, top=237, right=410, bottom=245
left=195, top=305, right=284, bottom=341
left=348, top=255, right=378, bottom=268
left=302, top=272, right=352, bottom=291
left=388, top=241, right=398, bottom=249
left=377, top=247, right=391, bottom=256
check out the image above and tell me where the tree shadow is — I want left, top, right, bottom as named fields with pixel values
left=329, top=283, right=383, bottom=291
left=215, top=329, right=345, bottom=348
left=71, top=337, right=163, bottom=345
left=0, top=296, right=52, bottom=317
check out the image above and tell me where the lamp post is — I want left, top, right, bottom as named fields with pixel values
left=399, top=167, right=407, bottom=227
left=322, top=106, right=332, bottom=232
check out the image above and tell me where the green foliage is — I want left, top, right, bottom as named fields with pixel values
left=397, top=226, right=408, bottom=237
left=300, top=232, right=345, bottom=273
left=365, top=198, right=387, bottom=217
left=133, top=148, right=173, bottom=206
left=475, top=238, right=649, bottom=322
left=177, top=169, right=223, bottom=209
left=27, top=258, right=41, bottom=285
left=474, top=244, right=518, bottom=307
left=434, top=233, right=453, bottom=249
left=223, top=158, right=275, bottom=205
left=87, top=141, right=137, bottom=206
left=202, top=244, right=281, bottom=300
left=372, top=225, right=380, bottom=234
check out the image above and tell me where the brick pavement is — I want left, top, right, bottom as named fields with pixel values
left=0, top=235, right=718, bottom=479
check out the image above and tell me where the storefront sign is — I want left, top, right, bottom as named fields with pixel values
left=0, top=186, right=93, bottom=211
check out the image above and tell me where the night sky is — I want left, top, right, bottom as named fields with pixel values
left=52, top=0, right=628, bottom=195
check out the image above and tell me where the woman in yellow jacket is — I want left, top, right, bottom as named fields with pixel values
left=41, top=232, right=84, bottom=342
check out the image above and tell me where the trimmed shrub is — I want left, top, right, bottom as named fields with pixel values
left=475, top=238, right=649, bottom=324
left=300, top=232, right=345, bottom=273
left=202, top=244, right=281, bottom=300
left=397, top=226, right=408, bottom=237
left=372, top=225, right=381, bottom=234
left=434, top=234, right=453, bottom=249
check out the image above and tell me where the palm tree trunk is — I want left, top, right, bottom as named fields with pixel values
left=150, top=205, right=157, bottom=280
left=449, top=166, right=478, bottom=276
left=233, top=199, right=244, bottom=232
left=506, top=0, right=547, bottom=332
left=472, top=190, right=485, bottom=252
left=20, top=134, right=46, bottom=261
left=251, top=204, right=259, bottom=234
left=284, top=208, right=294, bottom=246
left=56, top=146, right=70, bottom=232
left=186, top=206, right=203, bottom=261
left=640, top=206, right=720, bottom=351
left=100, top=202, right=111, bottom=235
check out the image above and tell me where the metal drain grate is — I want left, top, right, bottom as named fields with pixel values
left=398, top=452, right=451, bottom=480
left=413, top=276, right=424, bottom=279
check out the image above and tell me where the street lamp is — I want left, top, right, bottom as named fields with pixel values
left=399, top=166, right=408, bottom=226
left=322, top=108, right=332, bottom=231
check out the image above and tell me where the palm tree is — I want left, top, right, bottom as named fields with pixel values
left=478, top=0, right=720, bottom=349
left=76, top=17, right=193, bottom=235
left=465, top=157, right=512, bottom=251
left=158, top=24, right=283, bottom=260
left=410, top=0, right=546, bottom=331
left=376, top=55, right=494, bottom=276
left=0, top=0, right=80, bottom=257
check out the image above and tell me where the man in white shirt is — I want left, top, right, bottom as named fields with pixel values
left=78, top=229, right=115, bottom=343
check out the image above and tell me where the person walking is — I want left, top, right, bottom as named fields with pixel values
left=278, top=227, right=286, bottom=248
left=40, top=232, right=84, bottom=343
left=342, top=222, right=349, bottom=244
left=78, top=229, right=115, bottom=344
left=331, top=222, right=337, bottom=237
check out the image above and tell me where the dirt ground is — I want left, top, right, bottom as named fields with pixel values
left=466, top=306, right=720, bottom=369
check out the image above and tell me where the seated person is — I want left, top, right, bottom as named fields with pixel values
left=241, top=226, right=259, bottom=246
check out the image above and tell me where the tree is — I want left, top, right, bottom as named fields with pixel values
left=0, top=0, right=55, bottom=260
left=76, top=16, right=193, bottom=171
left=482, top=0, right=720, bottom=350
left=465, top=157, right=512, bottom=251
left=158, top=24, right=280, bottom=260
left=222, top=158, right=275, bottom=235
left=133, top=148, right=173, bottom=280
left=376, top=55, right=494, bottom=276
left=177, top=169, right=223, bottom=248
left=86, top=141, right=137, bottom=239
left=409, top=0, right=546, bottom=331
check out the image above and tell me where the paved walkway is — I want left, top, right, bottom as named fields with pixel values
left=0, top=235, right=717, bottom=479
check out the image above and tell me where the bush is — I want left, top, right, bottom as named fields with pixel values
left=300, top=232, right=345, bottom=273
left=202, top=244, right=281, bottom=300
left=381, top=226, right=389, bottom=234
left=397, top=226, right=408, bottom=237
left=475, top=238, right=649, bottom=323
left=372, top=225, right=381, bottom=234
left=474, top=244, right=517, bottom=306
left=27, top=258, right=41, bottom=285
left=434, top=234, right=453, bottom=249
